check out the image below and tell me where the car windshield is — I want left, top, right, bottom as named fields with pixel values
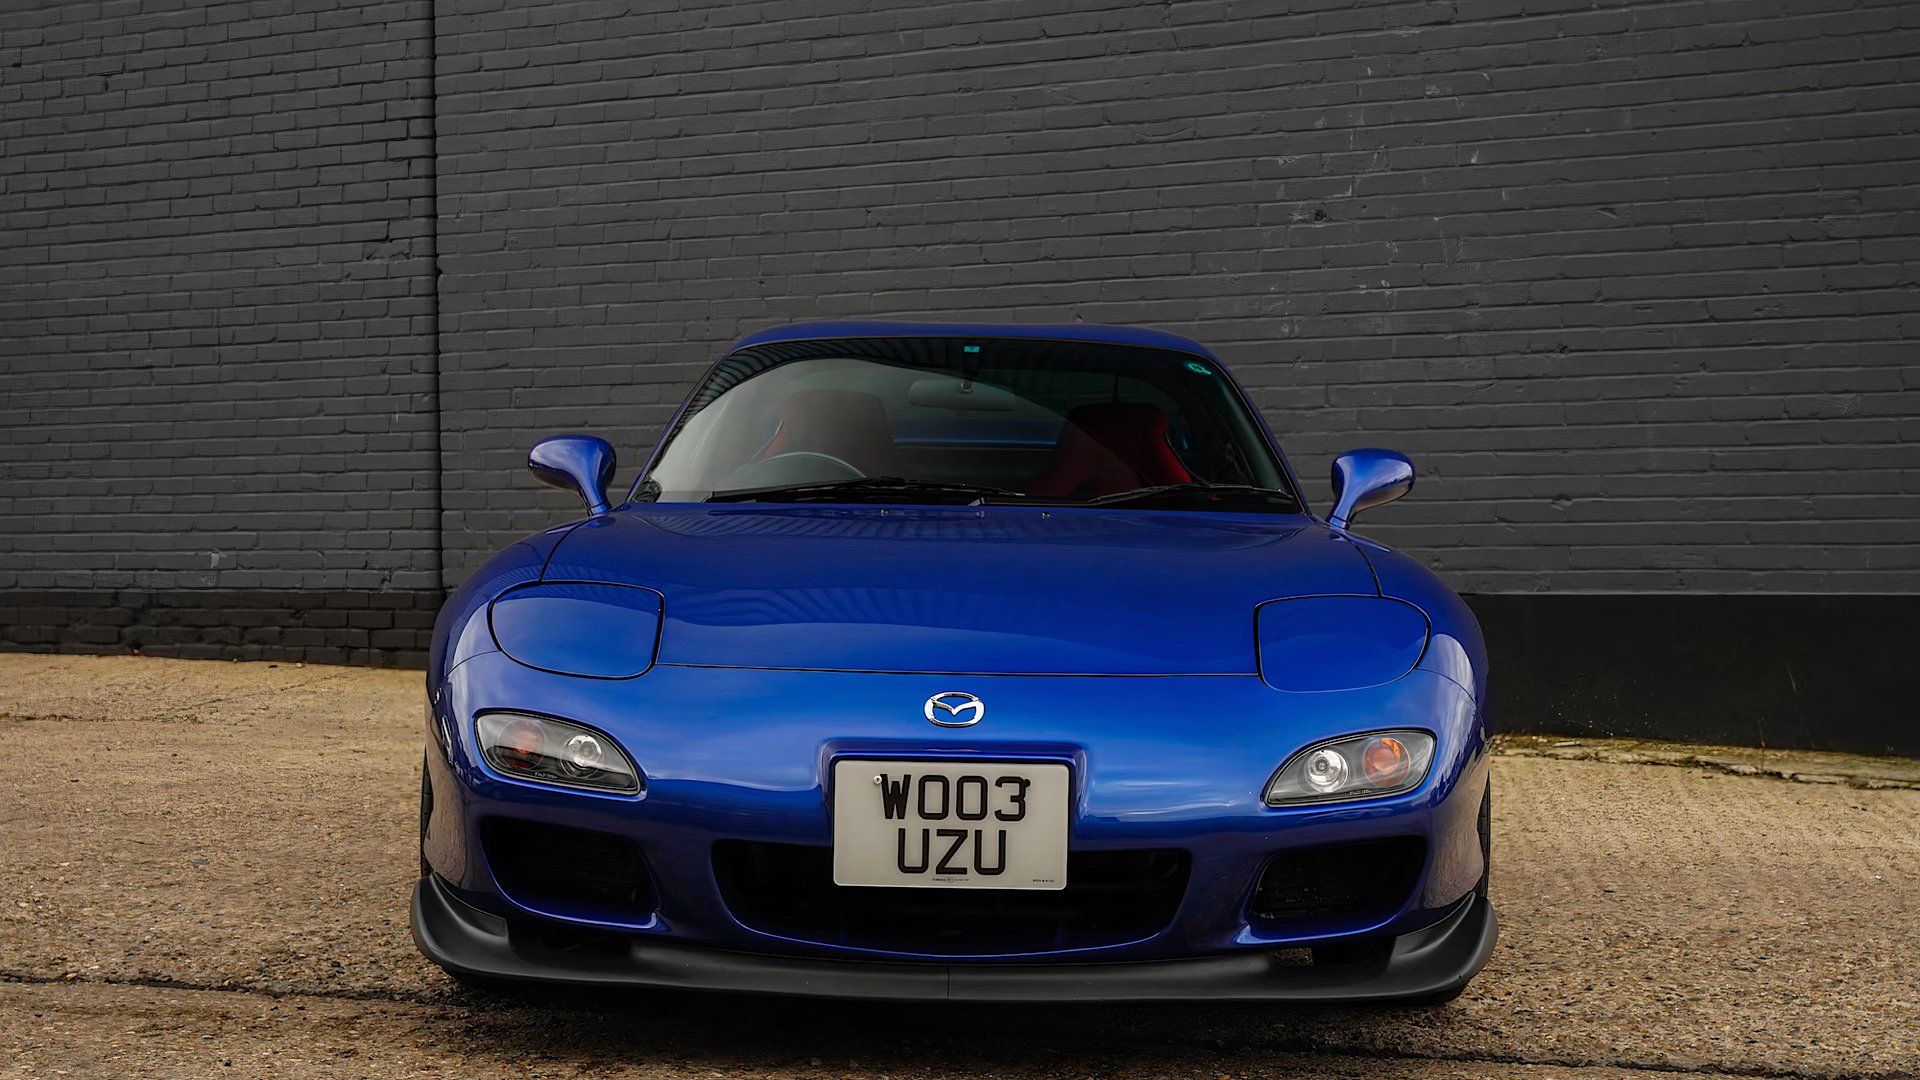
left=642, top=336, right=1297, bottom=512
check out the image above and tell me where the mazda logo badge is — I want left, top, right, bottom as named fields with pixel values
left=924, top=691, right=985, bottom=728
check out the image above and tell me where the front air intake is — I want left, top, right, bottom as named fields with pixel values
left=714, top=841, right=1189, bottom=955
left=480, top=817, right=656, bottom=920
left=1249, top=837, right=1426, bottom=924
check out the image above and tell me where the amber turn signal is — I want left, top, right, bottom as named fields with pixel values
left=1361, top=735, right=1413, bottom=787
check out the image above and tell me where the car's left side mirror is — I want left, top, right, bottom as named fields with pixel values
left=529, top=435, right=617, bottom=517
left=1328, top=448, right=1414, bottom=531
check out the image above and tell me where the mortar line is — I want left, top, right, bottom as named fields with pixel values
left=424, top=0, right=445, bottom=601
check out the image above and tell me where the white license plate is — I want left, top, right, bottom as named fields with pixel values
left=832, top=759, right=1069, bottom=890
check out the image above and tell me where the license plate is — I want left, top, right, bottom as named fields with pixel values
left=832, top=759, right=1069, bottom=890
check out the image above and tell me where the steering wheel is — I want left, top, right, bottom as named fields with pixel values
left=763, top=451, right=862, bottom=476
left=718, top=451, right=865, bottom=490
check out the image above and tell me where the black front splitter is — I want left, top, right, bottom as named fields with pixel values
left=412, top=876, right=1496, bottom=1003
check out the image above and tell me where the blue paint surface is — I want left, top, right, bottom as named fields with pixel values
left=426, top=323, right=1490, bottom=971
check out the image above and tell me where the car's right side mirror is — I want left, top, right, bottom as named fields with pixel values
left=1328, top=449, right=1414, bottom=530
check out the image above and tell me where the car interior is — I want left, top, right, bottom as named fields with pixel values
left=645, top=343, right=1283, bottom=501
left=749, top=387, right=1191, bottom=498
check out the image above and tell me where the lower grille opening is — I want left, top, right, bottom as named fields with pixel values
left=510, top=920, right=634, bottom=962
left=714, top=841, right=1189, bottom=955
left=1249, top=837, right=1426, bottom=924
left=481, top=817, right=656, bottom=920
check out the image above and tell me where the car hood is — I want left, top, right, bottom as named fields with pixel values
left=542, top=504, right=1377, bottom=675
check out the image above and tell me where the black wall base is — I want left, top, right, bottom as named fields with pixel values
left=1466, top=594, right=1914, bottom=758
left=0, top=589, right=441, bottom=669
left=1, top=590, right=1911, bottom=756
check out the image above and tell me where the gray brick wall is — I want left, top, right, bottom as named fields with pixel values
left=435, top=0, right=1920, bottom=592
left=0, top=0, right=438, bottom=594
left=5, top=0, right=1918, bottom=603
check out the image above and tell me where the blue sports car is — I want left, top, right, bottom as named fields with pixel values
left=412, top=322, right=1496, bottom=1003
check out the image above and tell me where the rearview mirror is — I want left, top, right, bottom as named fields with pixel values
left=529, top=435, right=617, bottom=517
left=1329, top=449, right=1414, bottom=531
left=907, top=378, right=1016, bottom=411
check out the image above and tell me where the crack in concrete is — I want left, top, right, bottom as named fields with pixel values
left=10, top=707, right=1913, bottom=796
left=0, top=967, right=443, bottom=1006
left=1492, top=735, right=1920, bottom=790
left=0, top=670, right=375, bottom=726
left=177, top=669, right=356, bottom=714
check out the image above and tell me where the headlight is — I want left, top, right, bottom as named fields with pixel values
left=488, top=581, right=663, bottom=679
left=1265, top=730, right=1434, bottom=806
left=476, top=712, right=643, bottom=793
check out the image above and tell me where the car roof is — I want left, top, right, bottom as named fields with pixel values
left=725, top=321, right=1220, bottom=359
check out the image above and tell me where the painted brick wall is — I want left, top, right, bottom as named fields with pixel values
left=0, top=0, right=439, bottom=597
left=4, top=0, right=1918, bottom=636
left=435, top=0, right=1920, bottom=590
left=5, top=0, right=1918, bottom=748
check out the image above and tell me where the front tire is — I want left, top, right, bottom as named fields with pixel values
left=1475, top=774, right=1492, bottom=900
left=418, top=752, right=433, bottom=878
left=1403, top=777, right=1493, bottom=1007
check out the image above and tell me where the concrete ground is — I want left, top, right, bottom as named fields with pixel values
left=0, top=654, right=1914, bottom=1079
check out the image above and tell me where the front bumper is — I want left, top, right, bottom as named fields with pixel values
left=413, top=874, right=1496, bottom=1002
left=422, top=655, right=1491, bottom=986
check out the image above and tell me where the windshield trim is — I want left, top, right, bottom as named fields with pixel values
left=627, top=332, right=1309, bottom=514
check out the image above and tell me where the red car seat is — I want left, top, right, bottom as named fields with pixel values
left=1027, top=402, right=1193, bottom=499
left=755, top=388, right=906, bottom=477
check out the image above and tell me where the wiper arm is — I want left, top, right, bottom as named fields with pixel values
left=1082, top=482, right=1300, bottom=509
left=704, top=476, right=1030, bottom=504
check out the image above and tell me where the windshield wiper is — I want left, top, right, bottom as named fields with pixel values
left=1081, top=481, right=1300, bottom=510
left=704, top=476, right=1031, bottom=504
